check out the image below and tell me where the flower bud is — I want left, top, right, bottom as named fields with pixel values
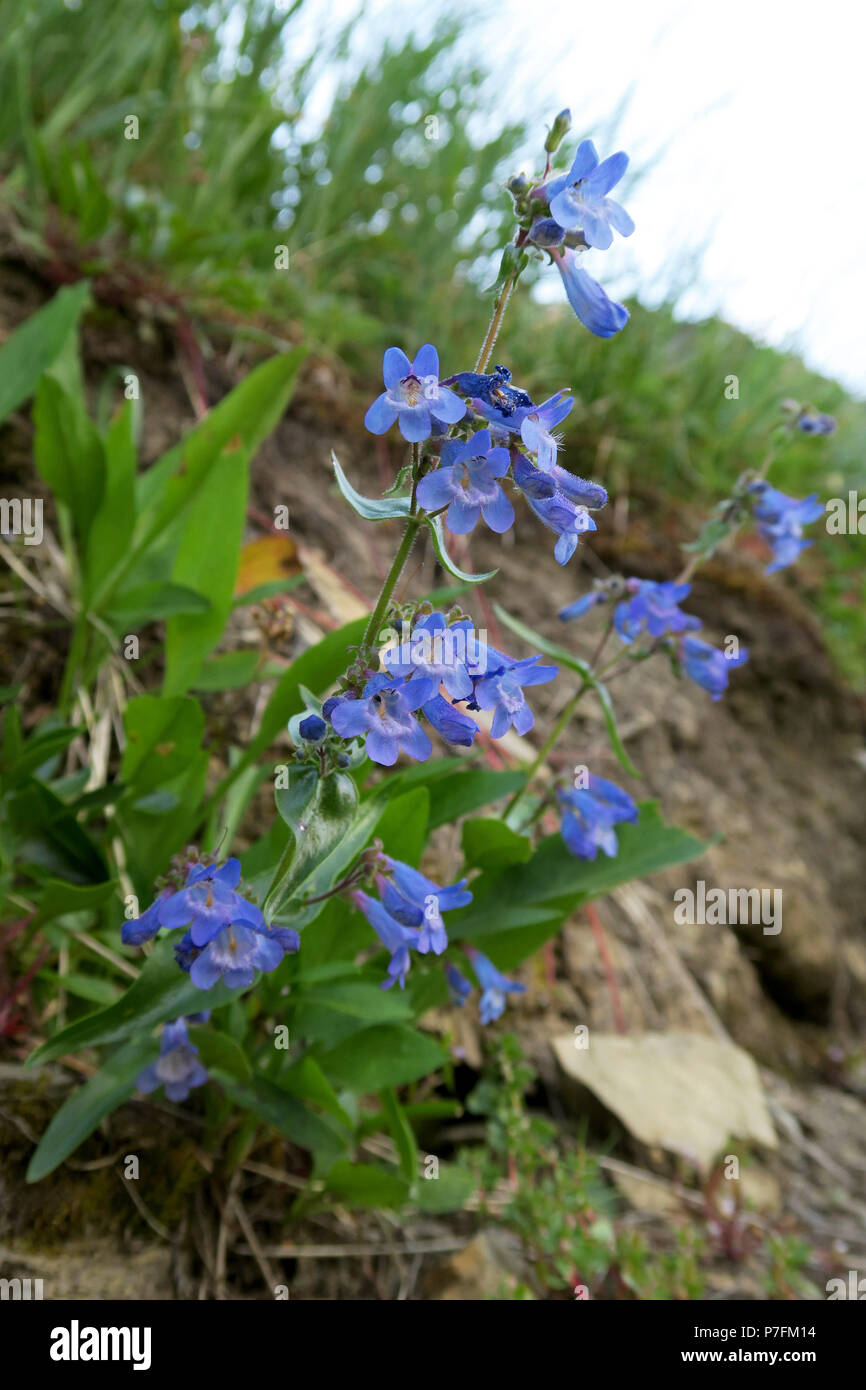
left=544, top=108, right=572, bottom=154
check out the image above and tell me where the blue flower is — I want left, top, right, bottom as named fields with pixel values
left=121, top=889, right=171, bottom=946
left=352, top=890, right=417, bottom=989
left=681, top=635, right=748, bottom=700
left=797, top=412, right=836, bottom=436
left=136, top=1018, right=208, bottom=1103
left=364, top=344, right=465, bottom=442
left=471, top=654, right=557, bottom=737
left=329, top=673, right=435, bottom=765
left=518, top=390, right=575, bottom=470
left=554, top=249, right=629, bottom=338
left=422, top=692, right=479, bottom=747
left=559, top=590, right=609, bottom=622
left=546, top=139, right=634, bottom=250
left=158, top=858, right=265, bottom=948
left=614, top=580, right=702, bottom=643
left=524, top=486, right=598, bottom=564
left=298, top=713, right=327, bottom=742
left=528, top=216, right=565, bottom=248
left=748, top=482, right=824, bottom=573
left=186, top=919, right=292, bottom=992
left=557, top=775, right=638, bottom=860
left=383, top=611, right=475, bottom=701
left=445, top=963, right=473, bottom=1006
left=468, top=950, right=526, bottom=1024
left=416, top=429, right=515, bottom=535
left=443, top=365, right=534, bottom=416
left=378, top=857, right=472, bottom=955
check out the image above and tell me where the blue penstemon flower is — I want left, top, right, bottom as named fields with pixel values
left=136, top=1017, right=209, bottom=1103
left=613, top=579, right=702, bottom=643
left=747, top=481, right=824, bottom=573
left=364, top=344, right=465, bottom=442
left=680, top=635, right=749, bottom=701
left=557, top=774, right=639, bottom=861
left=544, top=139, right=634, bottom=251
left=329, top=673, right=436, bottom=766
left=416, top=429, right=515, bottom=535
left=466, top=948, right=526, bottom=1024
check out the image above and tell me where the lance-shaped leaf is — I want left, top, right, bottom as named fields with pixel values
left=423, top=512, right=497, bottom=584
left=332, top=452, right=412, bottom=521
left=265, top=769, right=359, bottom=918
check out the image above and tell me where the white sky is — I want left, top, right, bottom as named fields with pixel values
left=285, top=0, right=866, bottom=394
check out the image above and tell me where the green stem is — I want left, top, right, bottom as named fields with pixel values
left=362, top=512, right=422, bottom=647
left=58, top=611, right=88, bottom=715
left=475, top=272, right=517, bottom=374
left=504, top=681, right=589, bottom=819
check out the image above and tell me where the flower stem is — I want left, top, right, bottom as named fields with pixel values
left=475, top=272, right=516, bottom=373
left=504, top=681, right=590, bottom=819
left=362, top=513, right=421, bottom=647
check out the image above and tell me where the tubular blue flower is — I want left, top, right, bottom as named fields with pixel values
left=519, top=390, right=575, bottom=470
left=158, top=858, right=265, bottom=948
left=298, top=713, right=327, bottom=742
left=422, top=693, right=479, bottom=746
left=472, top=655, right=557, bottom=737
left=524, top=488, right=597, bottom=564
left=748, top=482, right=824, bottom=573
left=545, top=463, right=608, bottom=509
left=559, top=591, right=609, bottom=622
left=546, top=139, right=634, bottom=250
left=528, top=216, right=566, bottom=248
left=122, top=889, right=171, bottom=946
left=553, top=249, right=629, bottom=338
left=136, top=1018, right=208, bottom=1103
left=329, top=673, right=435, bottom=765
left=681, top=635, right=749, bottom=700
left=187, top=920, right=291, bottom=991
left=557, top=775, right=638, bottom=860
left=378, top=857, right=472, bottom=948
left=445, top=963, right=473, bottom=1007
left=364, top=344, right=465, bottom=442
left=468, top=950, right=526, bottom=1024
left=416, top=430, right=515, bottom=535
left=443, top=365, right=534, bottom=416
left=511, top=450, right=557, bottom=500
left=614, top=580, right=701, bottom=643
left=352, top=890, right=417, bottom=989
left=383, top=611, right=475, bottom=701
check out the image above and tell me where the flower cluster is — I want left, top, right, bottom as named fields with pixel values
left=561, top=578, right=749, bottom=701
left=351, top=855, right=471, bottom=988
left=446, top=951, right=526, bottom=1024
left=509, top=124, right=634, bottom=337
left=122, top=858, right=298, bottom=991
left=365, top=346, right=609, bottom=566
left=135, top=1015, right=209, bottom=1103
left=557, top=775, right=638, bottom=860
left=747, top=481, right=824, bottom=574
left=324, top=610, right=558, bottom=764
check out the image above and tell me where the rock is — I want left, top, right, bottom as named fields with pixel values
left=552, top=1031, right=777, bottom=1174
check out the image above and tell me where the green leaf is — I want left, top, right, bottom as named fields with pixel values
left=26, top=1036, right=154, bottom=1182
left=373, top=785, right=429, bottom=865
left=33, top=374, right=105, bottom=554
left=266, top=770, right=359, bottom=917
left=461, top=817, right=532, bottom=869
left=0, top=282, right=90, bottom=428
left=427, top=767, right=525, bottom=828
left=332, top=452, right=412, bottom=521
left=105, top=582, right=211, bottom=626
left=424, top=512, right=497, bottom=583
left=26, top=937, right=242, bottom=1066
left=85, top=401, right=136, bottom=598
left=163, top=437, right=250, bottom=695
left=415, top=1164, right=477, bottom=1213
left=323, top=1160, right=409, bottom=1209
left=280, top=1055, right=354, bottom=1128
left=192, top=650, right=260, bottom=691
left=215, top=1072, right=348, bottom=1158
left=133, top=348, right=306, bottom=555
left=379, top=1087, right=419, bottom=1184
left=54, top=973, right=123, bottom=1006
left=34, top=878, right=118, bottom=928
left=319, top=1024, right=446, bottom=1092
left=294, top=980, right=412, bottom=1047
left=187, top=1025, right=252, bottom=1082
left=119, top=694, right=204, bottom=794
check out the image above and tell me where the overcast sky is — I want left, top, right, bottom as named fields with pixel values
left=286, top=0, right=866, bottom=394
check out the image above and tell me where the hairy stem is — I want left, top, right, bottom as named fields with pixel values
left=504, top=681, right=589, bottom=819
